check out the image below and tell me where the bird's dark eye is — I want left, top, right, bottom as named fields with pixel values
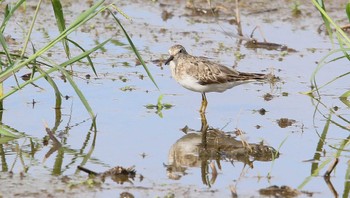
left=179, top=49, right=183, bottom=53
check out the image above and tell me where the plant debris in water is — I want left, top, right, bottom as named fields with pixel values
left=77, top=165, right=140, bottom=185
left=245, top=39, right=297, bottom=52
left=277, top=118, right=296, bottom=128
left=120, top=86, right=136, bottom=91
left=259, top=185, right=303, bottom=197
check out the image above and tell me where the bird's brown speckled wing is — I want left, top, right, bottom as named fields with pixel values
left=183, top=55, right=267, bottom=85
left=179, top=55, right=238, bottom=85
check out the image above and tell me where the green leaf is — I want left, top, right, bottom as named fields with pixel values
left=20, top=0, right=43, bottom=58
left=157, top=94, right=164, bottom=110
left=0, top=31, right=13, bottom=65
left=51, top=0, right=70, bottom=58
left=109, top=9, right=159, bottom=90
left=340, top=90, right=350, bottom=99
left=0, top=136, right=17, bottom=144
left=4, top=4, right=9, bottom=18
left=346, top=3, right=350, bottom=22
left=0, top=39, right=111, bottom=101
left=0, top=0, right=106, bottom=83
left=0, top=0, right=26, bottom=33
left=314, top=0, right=333, bottom=42
left=0, top=124, right=19, bottom=138
left=67, top=38, right=96, bottom=76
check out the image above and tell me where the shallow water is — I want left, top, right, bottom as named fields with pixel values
left=1, top=0, right=350, bottom=197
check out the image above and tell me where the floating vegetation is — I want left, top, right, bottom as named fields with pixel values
left=276, top=118, right=296, bottom=128
left=120, top=86, right=136, bottom=92
left=145, top=94, right=173, bottom=118
left=259, top=185, right=304, bottom=197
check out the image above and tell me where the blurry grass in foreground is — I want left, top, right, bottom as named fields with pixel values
left=299, top=1, right=350, bottom=196
left=306, top=0, right=350, bottom=101
left=0, top=0, right=158, bottom=137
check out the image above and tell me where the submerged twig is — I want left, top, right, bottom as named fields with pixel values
left=323, top=158, right=339, bottom=198
left=235, top=0, right=242, bottom=36
left=78, top=165, right=139, bottom=184
left=209, top=161, right=218, bottom=184
left=324, top=158, right=339, bottom=177
left=230, top=185, right=238, bottom=198
left=250, top=26, right=267, bottom=42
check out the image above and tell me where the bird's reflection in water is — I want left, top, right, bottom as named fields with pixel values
left=166, top=111, right=279, bottom=186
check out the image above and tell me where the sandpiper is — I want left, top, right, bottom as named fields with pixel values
left=164, top=44, right=271, bottom=113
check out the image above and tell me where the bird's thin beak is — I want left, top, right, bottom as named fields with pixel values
left=164, top=55, right=174, bottom=65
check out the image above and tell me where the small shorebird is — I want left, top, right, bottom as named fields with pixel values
left=164, top=44, right=271, bottom=113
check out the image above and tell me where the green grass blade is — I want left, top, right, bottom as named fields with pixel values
left=110, top=4, right=132, bottom=21
left=315, top=0, right=333, bottom=43
left=313, top=71, right=350, bottom=93
left=4, top=4, right=10, bottom=19
left=30, top=42, right=62, bottom=108
left=267, top=135, right=288, bottom=177
left=344, top=162, right=350, bottom=197
left=0, top=0, right=26, bottom=33
left=336, top=31, right=350, bottom=61
left=20, top=0, right=42, bottom=58
left=0, top=124, right=19, bottom=138
left=0, top=136, right=17, bottom=144
left=340, top=90, right=350, bottom=99
left=51, top=0, right=70, bottom=58
left=0, top=31, right=13, bottom=65
left=66, top=38, right=97, bottom=76
left=304, top=48, right=350, bottom=95
left=346, top=3, right=350, bottom=22
left=60, top=68, right=94, bottom=119
left=311, top=113, right=330, bottom=173
left=42, top=56, right=96, bottom=122
left=298, top=158, right=332, bottom=189
left=64, top=0, right=105, bottom=31
left=108, top=9, right=159, bottom=90
left=40, top=38, right=110, bottom=124
left=38, top=66, right=62, bottom=108
left=0, top=0, right=106, bottom=83
left=312, top=0, right=350, bottom=47
left=0, top=39, right=110, bottom=106
left=157, top=94, right=164, bottom=110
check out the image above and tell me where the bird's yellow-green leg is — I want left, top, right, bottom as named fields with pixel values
left=200, top=93, right=208, bottom=113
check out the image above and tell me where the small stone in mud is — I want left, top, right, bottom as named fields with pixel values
left=263, top=93, right=274, bottom=101
left=277, top=118, right=296, bottom=128
left=258, top=108, right=267, bottom=115
left=255, top=125, right=261, bottom=129
left=333, top=106, right=339, bottom=111
left=161, top=10, right=173, bottom=21
left=85, top=74, right=91, bottom=79
left=282, top=92, right=288, bottom=96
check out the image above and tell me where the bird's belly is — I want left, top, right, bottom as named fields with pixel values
left=177, top=75, right=242, bottom=93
